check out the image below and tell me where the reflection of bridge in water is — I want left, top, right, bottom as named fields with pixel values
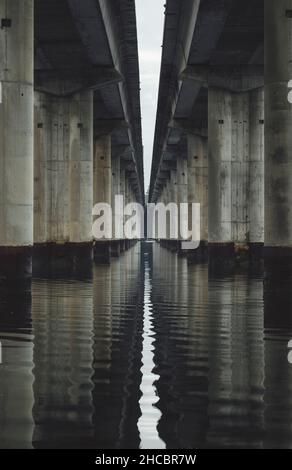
left=0, top=243, right=292, bottom=449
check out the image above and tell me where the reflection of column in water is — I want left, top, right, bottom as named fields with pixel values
left=117, top=243, right=143, bottom=449
left=151, top=245, right=182, bottom=447
left=138, top=247, right=164, bottom=449
left=32, top=279, right=94, bottom=448
left=92, top=264, right=113, bottom=447
left=178, top=262, right=209, bottom=449
left=229, top=274, right=264, bottom=448
left=263, top=265, right=292, bottom=448
left=92, top=245, right=143, bottom=449
left=207, top=272, right=265, bottom=448
left=0, top=290, right=34, bottom=449
left=207, top=274, right=233, bottom=447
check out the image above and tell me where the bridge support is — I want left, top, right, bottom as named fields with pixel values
left=208, top=87, right=233, bottom=261
left=93, top=135, right=112, bottom=264
left=0, top=0, right=34, bottom=282
left=265, top=0, right=292, bottom=256
left=176, top=156, right=188, bottom=254
left=249, top=88, right=264, bottom=257
left=34, top=90, right=94, bottom=268
left=111, top=155, right=121, bottom=257
left=187, top=135, right=208, bottom=260
left=208, top=86, right=264, bottom=263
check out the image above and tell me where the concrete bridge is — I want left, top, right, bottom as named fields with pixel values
left=0, top=0, right=144, bottom=279
left=149, top=0, right=291, bottom=263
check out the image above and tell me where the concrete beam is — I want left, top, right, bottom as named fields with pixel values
left=169, top=119, right=208, bottom=137
left=94, top=119, right=129, bottom=137
left=35, top=67, right=123, bottom=97
left=180, top=65, right=264, bottom=92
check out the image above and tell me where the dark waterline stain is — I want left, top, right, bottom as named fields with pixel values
left=0, top=243, right=292, bottom=449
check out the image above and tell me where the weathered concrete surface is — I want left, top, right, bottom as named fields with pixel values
left=0, top=0, right=34, bottom=248
left=231, top=92, right=250, bottom=245
left=187, top=135, right=208, bottom=243
left=34, top=90, right=93, bottom=244
left=208, top=87, right=233, bottom=244
left=208, top=86, right=264, bottom=249
left=249, top=87, right=264, bottom=244
left=177, top=156, right=188, bottom=242
left=265, top=0, right=292, bottom=247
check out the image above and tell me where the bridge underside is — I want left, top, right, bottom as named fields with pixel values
left=0, top=0, right=144, bottom=278
left=149, top=0, right=292, bottom=265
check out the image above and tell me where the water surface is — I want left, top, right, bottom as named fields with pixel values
left=0, top=243, right=292, bottom=449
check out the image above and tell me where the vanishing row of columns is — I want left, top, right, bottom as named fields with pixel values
left=157, top=1, right=292, bottom=255
left=157, top=87, right=264, bottom=254
left=0, top=0, right=138, bottom=276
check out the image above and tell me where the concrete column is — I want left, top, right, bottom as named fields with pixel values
left=34, top=91, right=93, bottom=247
left=34, top=93, right=70, bottom=245
left=69, top=91, right=93, bottom=244
left=208, top=87, right=232, bottom=246
left=177, top=156, right=188, bottom=242
left=93, top=135, right=112, bottom=263
left=170, top=168, right=178, bottom=205
left=119, top=161, right=126, bottom=252
left=111, top=155, right=121, bottom=256
left=187, top=135, right=208, bottom=244
left=265, top=0, right=292, bottom=249
left=94, top=135, right=112, bottom=208
left=231, top=93, right=250, bottom=246
left=0, top=0, right=34, bottom=279
left=249, top=87, right=264, bottom=246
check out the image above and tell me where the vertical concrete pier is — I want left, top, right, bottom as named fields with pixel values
left=265, top=0, right=292, bottom=253
left=34, top=90, right=93, bottom=266
left=176, top=156, right=188, bottom=252
left=249, top=88, right=264, bottom=254
left=187, top=134, right=208, bottom=259
left=0, top=0, right=34, bottom=281
left=111, top=155, right=121, bottom=257
left=208, top=87, right=233, bottom=259
left=93, top=135, right=112, bottom=263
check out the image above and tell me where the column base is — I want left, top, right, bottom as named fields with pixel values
left=119, top=240, right=126, bottom=253
left=33, top=243, right=93, bottom=278
left=264, top=247, right=292, bottom=330
left=0, top=247, right=32, bottom=285
left=110, top=240, right=121, bottom=258
left=94, top=241, right=111, bottom=265
left=187, top=241, right=209, bottom=264
left=163, top=240, right=180, bottom=252
left=208, top=243, right=235, bottom=276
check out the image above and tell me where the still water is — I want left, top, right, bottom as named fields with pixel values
left=0, top=242, right=292, bottom=449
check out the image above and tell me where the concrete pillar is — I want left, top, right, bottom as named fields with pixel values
left=34, top=93, right=70, bottom=244
left=94, top=135, right=112, bottom=208
left=111, top=155, right=121, bottom=256
left=170, top=168, right=178, bottom=205
left=249, top=88, right=264, bottom=246
left=119, top=161, right=126, bottom=252
left=69, top=91, right=93, bottom=244
left=34, top=91, right=93, bottom=247
left=208, top=87, right=232, bottom=247
left=187, top=135, right=208, bottom=245
left=0, top=0, right=34, bottom=279
left=231, top=93, right=250, bottom=246
left=93, top=135, right=112, bottom=262
left=177, top=156, right=188, bottom=243
left=265, top=0, right=292, bottom=249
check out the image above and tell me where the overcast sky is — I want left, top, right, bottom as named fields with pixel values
left=136, top=0, right=165, bottom=193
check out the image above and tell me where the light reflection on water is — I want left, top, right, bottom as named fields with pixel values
left=138, top=252, right=164, bottom=449
left=0, top=242, right=292, bottom=449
